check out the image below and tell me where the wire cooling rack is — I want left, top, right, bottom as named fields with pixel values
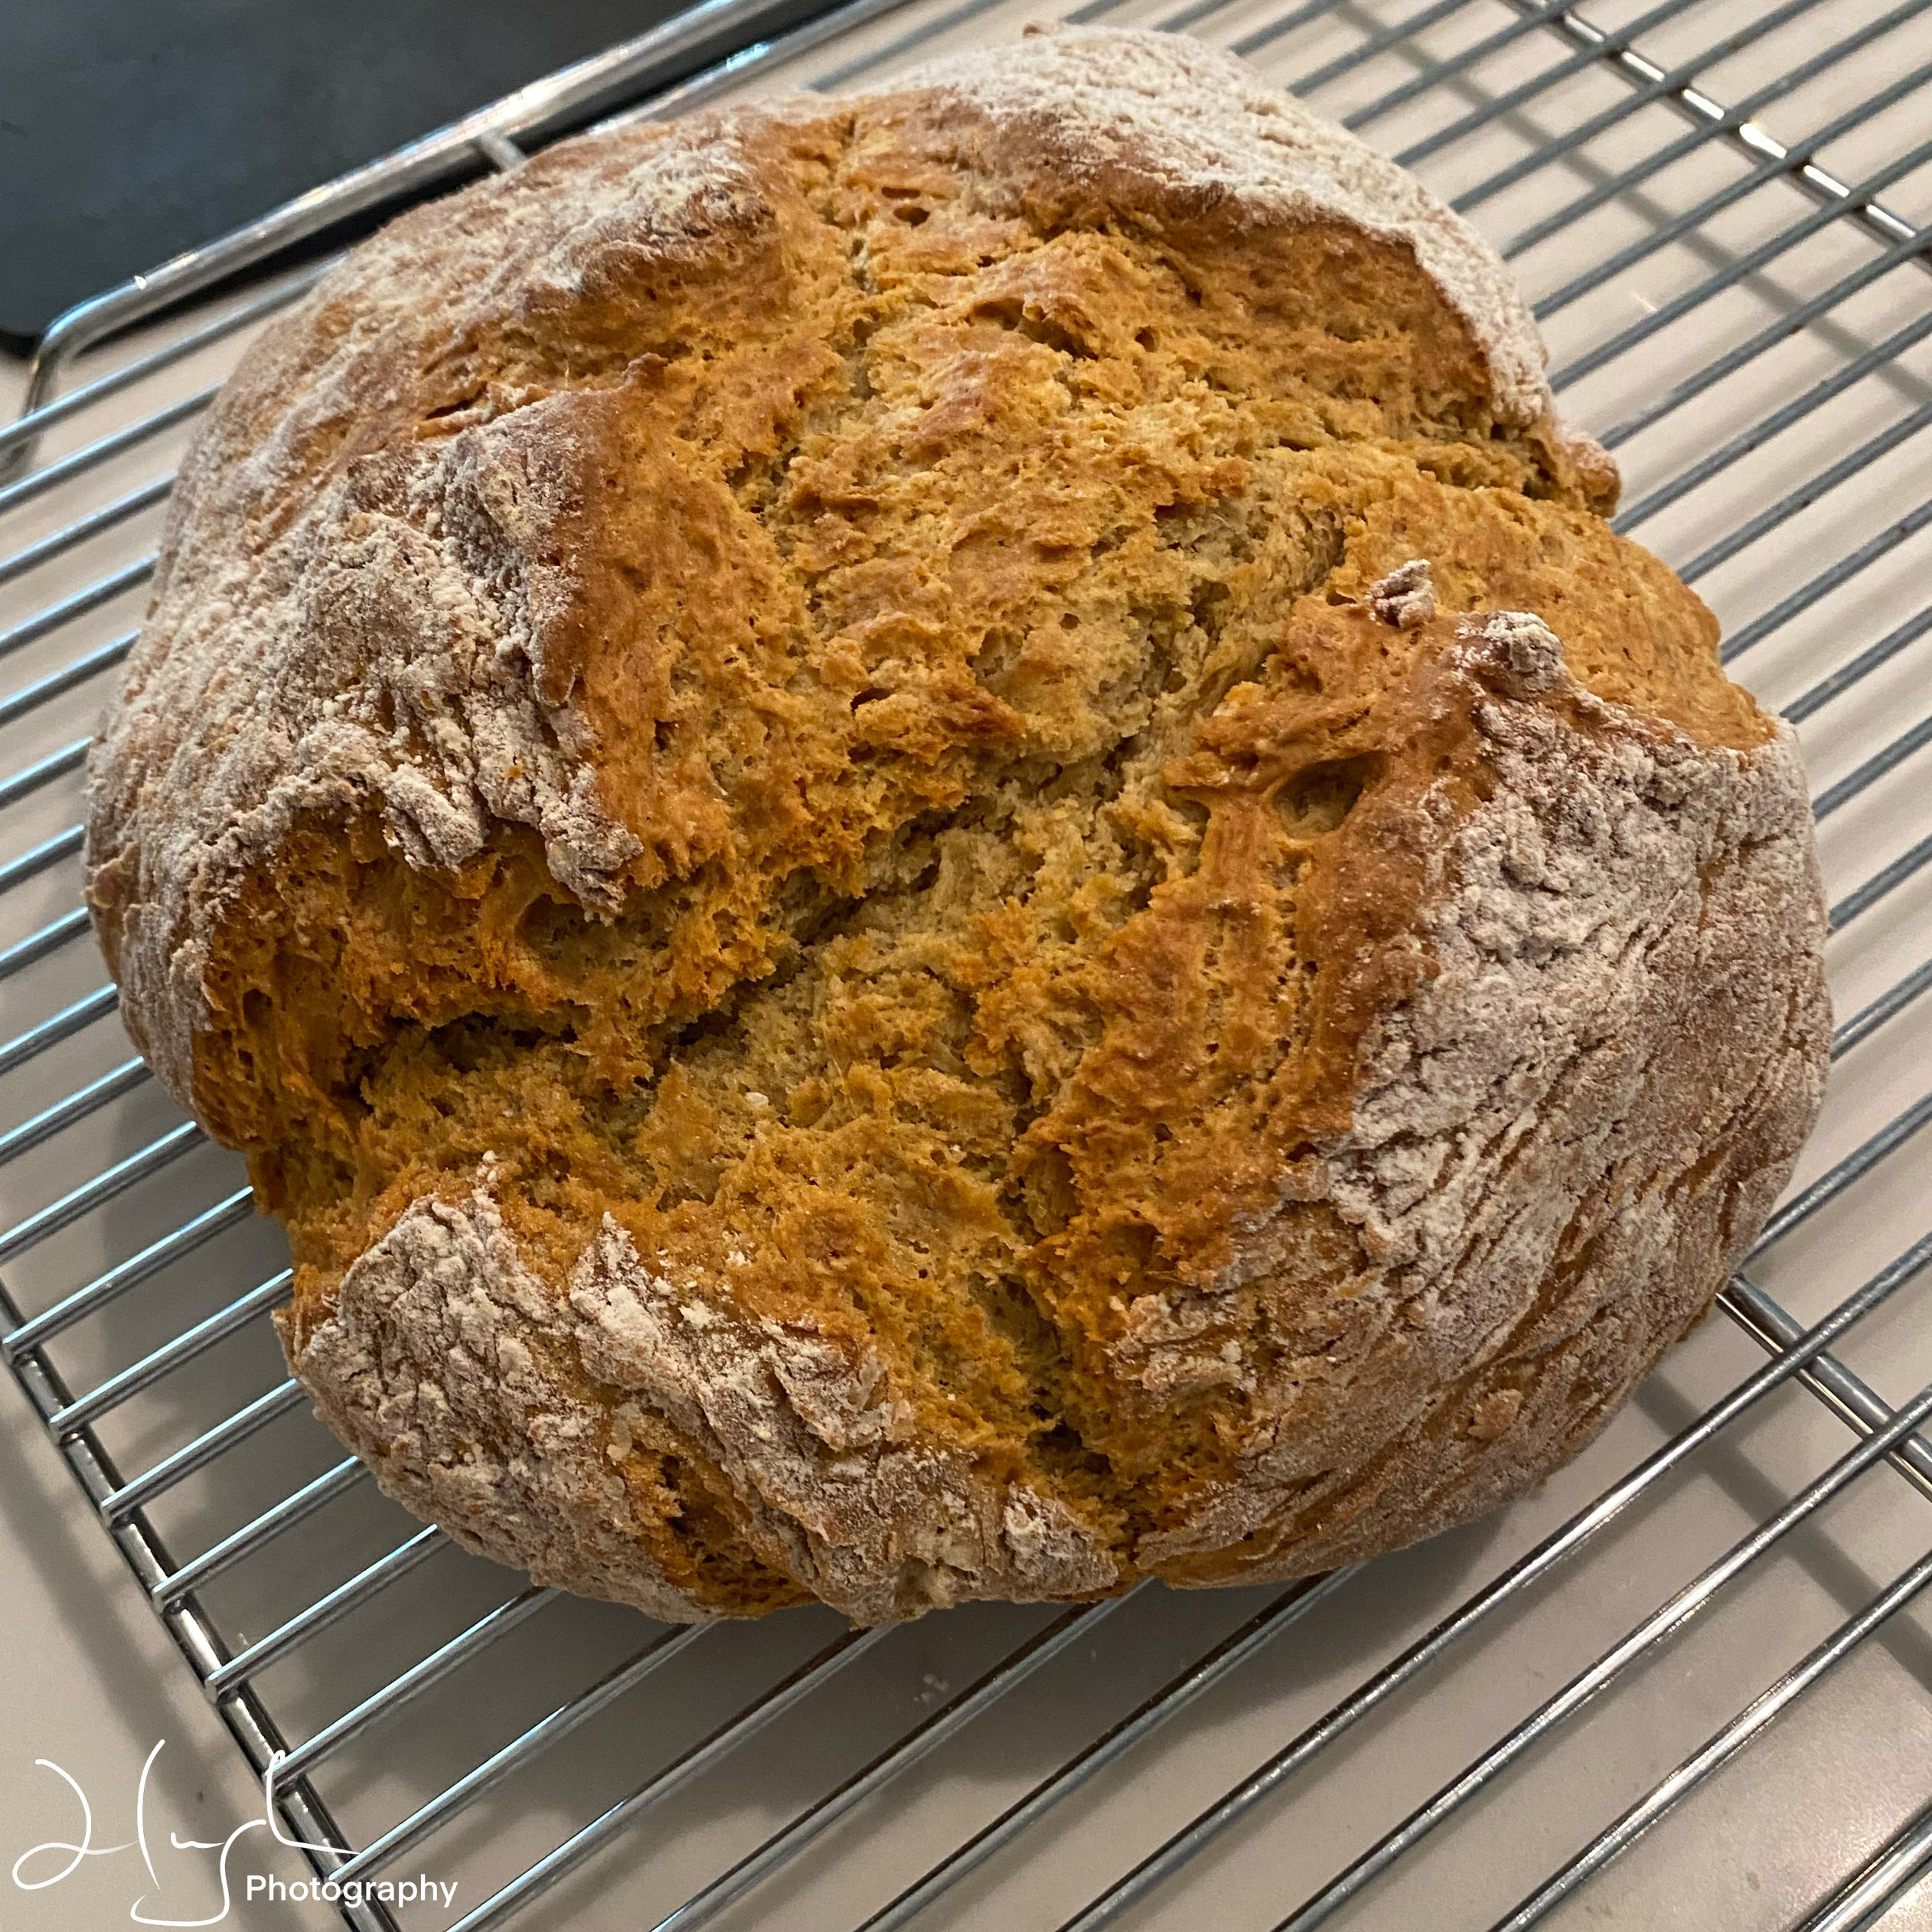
left=2, top=0, right=1930, bottom=1926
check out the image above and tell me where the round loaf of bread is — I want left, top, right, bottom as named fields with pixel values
left=87, top=26, right=1829, bottom=1623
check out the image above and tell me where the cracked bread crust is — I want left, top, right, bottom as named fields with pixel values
left=299, top=1185, right=1118, bottom=1623
left=86, top=28, right=1827, bottom=1623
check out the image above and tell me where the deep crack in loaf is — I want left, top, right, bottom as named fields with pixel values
left=86, top=27, right=1829, bottom=1623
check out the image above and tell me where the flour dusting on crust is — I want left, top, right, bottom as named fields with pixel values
left=292, top=1186, right=1119, bottom=1624
left=1369, top=557, right=1437, bottom=628
left=1130, top=622, right=1828, bottom=1574
left=572, top=1216, right=1120, bottom=1620
left=899, top=24, right=1553, bottom=423
left=286, top=1177, right=710, bottom=1621
left=84, top=129, right=768, bottom=1101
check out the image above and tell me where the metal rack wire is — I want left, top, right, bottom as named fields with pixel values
left=2, top=0, right=1928, bottom=1927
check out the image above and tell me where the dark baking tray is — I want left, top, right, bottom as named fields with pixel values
left=0, top=0, right=834, bottom=354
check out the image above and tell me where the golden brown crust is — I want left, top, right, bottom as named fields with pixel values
left=89, top=29, right=1825, bottom=1623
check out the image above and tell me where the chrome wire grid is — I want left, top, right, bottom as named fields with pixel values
left=2, top=0, right=1930, bottom=1925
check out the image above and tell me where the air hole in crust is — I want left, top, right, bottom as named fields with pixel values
left=969, top=295, right=1093, bottom=358
left=1276, top=758, right=1376, bottom=837
left=423, top=390, right=485, bottom=423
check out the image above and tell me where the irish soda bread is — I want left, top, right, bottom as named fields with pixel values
left=87, top=26, right=1829, bottom=1623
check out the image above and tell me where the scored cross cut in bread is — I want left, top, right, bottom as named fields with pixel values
left=85, top=26, right=1828, bottom=1623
